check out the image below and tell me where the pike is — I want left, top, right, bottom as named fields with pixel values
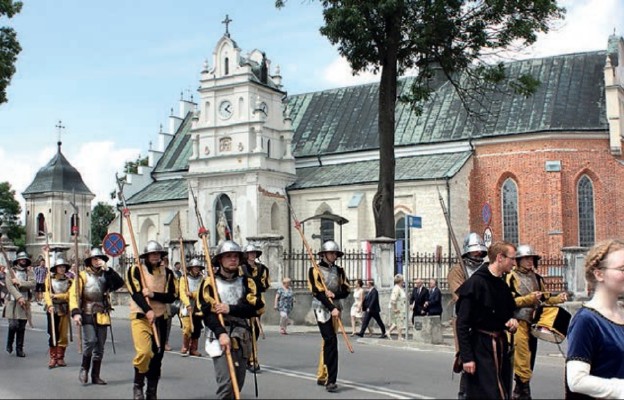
left=177, top=218, right=193, bottom=333
left=43, top=222, right=56, bottom=345
left=190, top=185, right=241, bottom=400
left=69, top=191, right=83, bottom=353
left=282, top=196, right=354, bottom=353
left=115, top=173, right=161, bottom=350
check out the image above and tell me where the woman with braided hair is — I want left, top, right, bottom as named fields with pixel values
left=565, top=239, right=624, bottom=399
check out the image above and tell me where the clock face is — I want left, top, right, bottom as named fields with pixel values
left=259, top=101, right=268, bottom=115
left=219, top=100, right=233, bottom=120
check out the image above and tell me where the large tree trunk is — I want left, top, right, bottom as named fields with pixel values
left=373, top=14, right=401, bottom=239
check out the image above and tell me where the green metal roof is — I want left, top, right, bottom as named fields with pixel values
left=126, top=179, right=187, bottom=205
left=153, top=113, right=194, bottom=174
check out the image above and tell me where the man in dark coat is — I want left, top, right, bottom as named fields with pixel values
left=355, top=280, right=386, bottom=338
left=409, top=278, right=429, bottom=323
left=424, top=279, right=443, bottom=317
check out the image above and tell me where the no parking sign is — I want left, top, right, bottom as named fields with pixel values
left=103, top=232, right=126, bottom=258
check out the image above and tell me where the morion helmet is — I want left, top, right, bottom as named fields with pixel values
left=51, top=256, right=70, bottom=273
left=515, top=244, right=541, bottom=261
left=140, top=240, right=168, bottom=259
left=215, top=240, right=243, bottom=262
left=187, top=258, right=205, bottom=270
left=317, top=240, right=344, bottom=258
left=85, top=247, right=109, bottom=266
left=462, top=232, right=487, bottom=257
left=243, top=244, right=263, bottom=258
left=13, top=251, right=32, bottom=267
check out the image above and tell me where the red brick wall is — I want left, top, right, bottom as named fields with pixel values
left=469, top=135, right=624, bottom=256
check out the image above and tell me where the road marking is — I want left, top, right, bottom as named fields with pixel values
left=261, top=365, right=434, bottom=399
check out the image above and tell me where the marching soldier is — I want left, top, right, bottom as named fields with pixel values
left=242, top=243, right=269, bottom=372
left=179, top=257, right=205, bottom=356
left=70, top=247, right=125, bottom=385
left=127, top=240, right=176, bottom=400
left=506, top=244, right=567, bottom=399
left=4, top=251, right=35, bottom=357
left=309, top=240, right=350, bottom=393
left=199, top=240, right=264, bottom=399
left=44, top=255, right=73, bottom=368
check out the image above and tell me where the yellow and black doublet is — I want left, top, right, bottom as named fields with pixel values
left=242, top=260, right=270, bottom=369
left=179, top=271, right=204, bottom=356
left=199, top=265, right=264, bottom=399
left=44, top=271, right=72, bottom=367
left=308, top=260, right=350, bottom=387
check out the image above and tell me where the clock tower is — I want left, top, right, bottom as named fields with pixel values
left=187, top=22, right=296, bottom=245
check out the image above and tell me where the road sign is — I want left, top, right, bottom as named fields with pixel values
left=407, top=215, right=422, bottom=229
left=483, top=227, right=493, bottom=248
left=482, top=202, right=492, bottom=225
left=103, top=232, right=126, bottom=257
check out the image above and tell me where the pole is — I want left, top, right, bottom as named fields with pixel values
left=43, top=222, right=57, bottom=346
left=115, top=174, right=161, bottom=350
left=190, top=185, right=240, bottom=399
left=404, top=220, right=410, bottom=338
left=69, top=192, right=83, bottom=353
left=177, top=219, right=193, bottom=333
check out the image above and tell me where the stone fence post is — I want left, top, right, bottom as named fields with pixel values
left=246, top=234, right=285, bottom=286
left=368, top=237, right=396, bottom=289
left=562, top=246, right=589, bottom=300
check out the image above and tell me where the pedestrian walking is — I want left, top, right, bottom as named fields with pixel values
left=356, top=279, right=387, bottom=338
left=387, top=274, right=407, bottom=340
left=34, top=258, right=47, bottom=304
left=309, top=240, right=350, bottom=393
left=424, top=278, right=442, bottom=317
left=456, top=241, right=518, bottom=399
left=44, top=255, right=73, bottom=368
left=565, top=239, right=624, bottom=399
left=69, top=247, right=125, bottom=385
left=409, top=278, right=429, bottom=323
left=350, top=279, right=365, bottom=336
left=4, top=251, right=35, bottom=357
left=126, top=240, right=176, bottom=400
left=274, top=277, right=294, bottom=334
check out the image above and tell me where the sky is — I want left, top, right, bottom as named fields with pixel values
left=0, top=0, right=623, bottom=220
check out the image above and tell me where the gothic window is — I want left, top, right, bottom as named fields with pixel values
left=224, top=57, right=229, bottom=75
left=267, top=139, right=271, bottom=158
left=502, top=178, right=519, bottom=245
left=37, top=213, right=45, bottom=237
left=219, top=137, right=232, bottom=152
left=70, top=213, right=79, bottom=236
left=320, top=217, right=334, bottom=243
left=215, top=194, right=233, bottom=245
left=270, top=203, right=279, bottom=231
left=577, top=175, right=595, bottom=247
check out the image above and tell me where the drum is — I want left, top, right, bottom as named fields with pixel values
left=531, top=306, right=571, bottom=343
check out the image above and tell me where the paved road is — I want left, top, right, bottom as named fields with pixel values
left=0, top=304, right=567, bottom=399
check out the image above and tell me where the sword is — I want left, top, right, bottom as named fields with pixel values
left=109, top=321, right=116, bottom=355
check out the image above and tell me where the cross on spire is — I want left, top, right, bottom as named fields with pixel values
left=222, top=14, right=232, bottom=37
left=55, top=120, right=66, bottom=146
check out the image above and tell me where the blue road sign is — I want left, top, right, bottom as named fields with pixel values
left=103, top=232, right=126, bottom=257
left=407, top=215, right=422, bottom=229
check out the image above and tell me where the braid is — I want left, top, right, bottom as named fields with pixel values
left=585, top=239, right=624, bottom=288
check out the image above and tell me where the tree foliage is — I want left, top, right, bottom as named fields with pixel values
left=124, top=155, right=149, bottom=174
left=0, top=181, right=25, bottom=247
left=91, top=202, right=116, bottom=247
left=0, top=0, right=23, bottom=105
left=277, top=0, right=564, bottom=238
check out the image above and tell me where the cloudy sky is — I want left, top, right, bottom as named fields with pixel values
left=0, top=0, right=622, bottom=218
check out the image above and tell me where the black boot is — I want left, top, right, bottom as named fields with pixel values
left=146, top=379, right=159, bottom=400
left=15, top=327, right=25, bottom=357
left=133, top=368, right=145, bottom=400
left=5, top=326, right=15, bottom=354
left=91, top=359, right=107, bottom=385
left=512, top=376, right=532, bottom=400
left=79, top=354, right=91, bottom=384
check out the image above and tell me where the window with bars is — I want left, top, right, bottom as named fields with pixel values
left=502, top=178, right=519, bottom=245
left=577, top=175, right=595, bottom=247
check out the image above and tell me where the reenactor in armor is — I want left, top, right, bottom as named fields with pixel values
left=309, top=240, right=350, bottom=393
left=126, top=240, right=176, bottom=400
left=4, top=251, right=35, bottom=357
left=506, top=245, right=567, bottom=400
left=44, top=255, right=73, bottom=368
left=179, top=257, right=205, bottom=356
left=70, top=247, right=125, bottom=385
left=447, top=232, right=489, bottom=399
left=242, top=243, right=269, bottom=372
left=199, top=240, right=264, bottom=399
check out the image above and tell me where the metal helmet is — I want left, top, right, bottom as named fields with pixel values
left=188, top=258, right=205, bottom=270
left=243, top=244, right=263, bottom=258
left=515, top=245, right=541, bottom=261
left=317, top=240, right=344, bottom=258
left=13, top=251, right=32, bottom=267
left=51, top=256, right=70, bottom=273
left=462, top=232, right=487, bottom=257
left=215, top=240, right=243, bottom=261
left=85, top=247, right=109, bottom=266
left=140, top=240, right=168, bottom=259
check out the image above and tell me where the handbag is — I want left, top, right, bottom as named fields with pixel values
left=452, top=352, right=463, bottom=374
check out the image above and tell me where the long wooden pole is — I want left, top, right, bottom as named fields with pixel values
left=43, top=222, right=57, bottom=346
left=190, top=186, right=240, bottom=399
left=283, top=199, right=354, bottom=353
left=69, top=194, right=82, bottom=353
left=177, top=219, right=193, bottom=333
left=116, top=174, right=161, bottom=349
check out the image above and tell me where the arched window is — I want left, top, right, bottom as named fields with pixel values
left=267, top=139, right=271, bottom=158
left=70, top=213, right=80, bottom=236
left=270, top=202, right=279, bottom=231
left=224, top=57, right=229, bottom=75
left=577, top=175, right=595, bottom=247
left=215, top=194, right=233, bottom=245
left=37, top=213, right=45, bottom=237
left=502, top=178, right=519, bottom=245
left=320, top=217, right=334, bottom=243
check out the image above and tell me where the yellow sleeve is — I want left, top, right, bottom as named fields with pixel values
left=179, top=277, right=191, bottom=307
left=69, top=273, right=82, bottom=312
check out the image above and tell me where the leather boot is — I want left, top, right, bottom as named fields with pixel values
left=48, top=346, right=57, bottom=368
left=6, top=326, right=15, bottom=354
left=79, top=354, right=91, bottom=384
left=91, top=359, right=107, bottom=385
left=15, top=327, right=25, bottom=357
left=189, top=338, right=201, bottom=357
left=56, top=346, right=67, bottom=367
left=133, top=368, right=145, bottom=400
left=180, top=334, right=190, bottom=356
left=146, top=379, right=159, bottom=400
left=512, top=376, right=532, bottom=400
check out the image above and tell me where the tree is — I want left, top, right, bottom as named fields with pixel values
left=0, top=181, right=25, bottom=247
left=277, top=0, right=563, bottom=238
left=0, top=0, right=23, bottom=105
left=124, top=155, right=149, bottom=174
left=91, top=202, right=116, bottom=247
